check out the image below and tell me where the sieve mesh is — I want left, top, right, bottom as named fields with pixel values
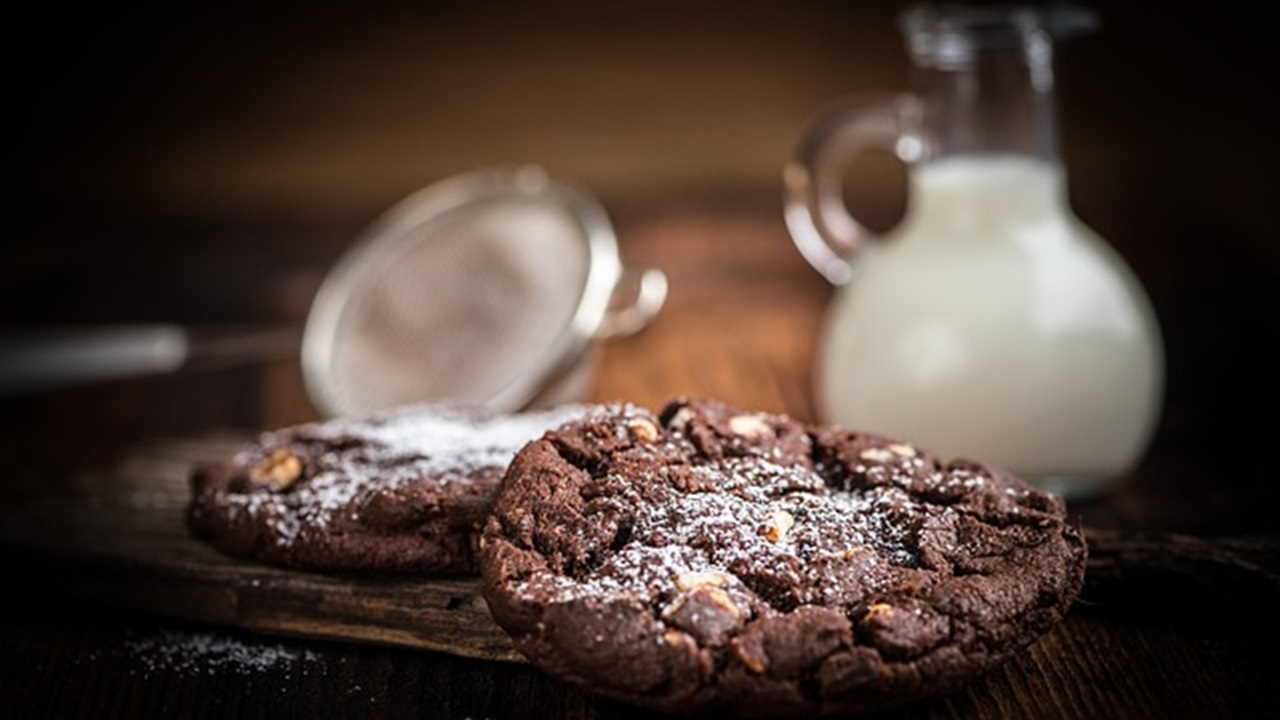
left=309, top=190, right=593, bottom=418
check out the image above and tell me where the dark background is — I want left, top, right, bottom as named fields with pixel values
left=1, top=5, right=1278, bottom=718
left=2, top=1, right=1276, bottom=531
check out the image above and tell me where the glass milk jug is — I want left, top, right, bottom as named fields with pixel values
left=784, top=3, right=1164, bottom=498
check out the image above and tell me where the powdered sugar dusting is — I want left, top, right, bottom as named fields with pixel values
left=502, top=400, right=1022, bottom=614
left=218, top=403, right=591, bottom=549
left=308, top=403, right=591, bottom=475
left=527, top=455, right=943, bottom=606
left=118, top=628, right=320, bottom=677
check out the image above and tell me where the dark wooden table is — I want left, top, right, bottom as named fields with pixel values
left=1, top=193, right=1276, bottom=719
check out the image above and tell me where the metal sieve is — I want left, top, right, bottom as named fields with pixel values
left=302, top=165, right=666, bottom=417
left=1, top=166, right=666, bottom=417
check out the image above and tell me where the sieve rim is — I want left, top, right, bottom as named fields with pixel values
left=300, top=165, right=622, bottom=419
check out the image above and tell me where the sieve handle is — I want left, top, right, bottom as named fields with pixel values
left=597, top=267, right=668, bottom=339
left=0, top=324, right=300, bottom=395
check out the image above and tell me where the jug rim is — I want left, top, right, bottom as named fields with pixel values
left=898, top=2, right=1098, bottom=66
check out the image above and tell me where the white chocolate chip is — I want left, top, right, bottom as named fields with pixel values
left=674, top=570, right=732, bottom=591
left=761, top=509, right=795, bottom=543
left=858, top=447, right=895, bottom=463
left=667, top=407, right=696, bottom=434
left=699, top=587, right=742, bottom=617
left=627, top=418, right=660, bottom=443
left=887, top=443, right=917, bottom=457
left=662, top=629, right=693, bottom=648
left=663, top=585, right=743, bottom=621
left=728, top=414, right=774, bottom=439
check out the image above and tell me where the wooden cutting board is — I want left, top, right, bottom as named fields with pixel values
left=0, top=433, right=524, bottom=663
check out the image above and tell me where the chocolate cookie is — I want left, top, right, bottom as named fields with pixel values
left=188, top=403, right=587, bottom=574
left=480, top=399, right=1087, bottom=717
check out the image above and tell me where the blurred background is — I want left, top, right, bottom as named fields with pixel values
left=4, top=2, right=1272, bottom=221
left=1, top=1, right=1276, bottom=529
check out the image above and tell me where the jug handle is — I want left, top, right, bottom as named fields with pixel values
left=783, top=93, right=921, bottom=286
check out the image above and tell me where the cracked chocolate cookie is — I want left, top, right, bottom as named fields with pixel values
left=480, top=399, right=1087, bottom=717
left=188, top=403, right=588, bottom=574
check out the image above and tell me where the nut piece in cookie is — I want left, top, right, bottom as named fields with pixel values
left=249, top=449, right=303, bottom=491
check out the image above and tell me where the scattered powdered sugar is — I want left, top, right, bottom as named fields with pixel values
left=220, top=403, right=591, bottom=547
left=309, top=403, right=591, bottom=475
left=508, top=402, right=1049, bottom=627
left=118, top=628, right=321, bottom=677
left=531, top=456, right=938, bottom=604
